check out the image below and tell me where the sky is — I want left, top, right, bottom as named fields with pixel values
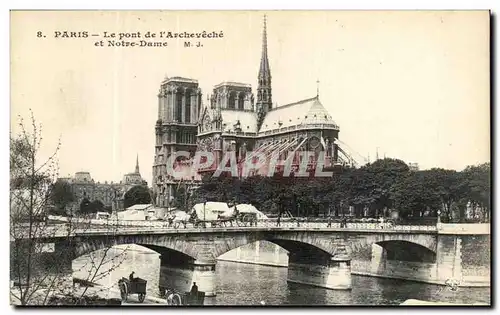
left=10, top=10, right=490, bottom=184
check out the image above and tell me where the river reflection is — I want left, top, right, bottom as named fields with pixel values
left=73, top=245, right=490, bottom=306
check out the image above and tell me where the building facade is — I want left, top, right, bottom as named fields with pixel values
left=152, top=16, right=346, bottom=208
left=59, top=156, right=148, bottom=213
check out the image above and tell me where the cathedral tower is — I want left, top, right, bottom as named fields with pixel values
left=256, top=15, right=272, bottom=130
left=153, top=76, right=202, bottom=207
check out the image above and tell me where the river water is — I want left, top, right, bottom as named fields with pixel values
left=73, top=245, right=490, bottom=306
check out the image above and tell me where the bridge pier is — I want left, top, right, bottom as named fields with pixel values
left=191, top=260, right=217, bottom=297
left=287, top=252, right=352, bottom=290
left=159, top=255, right=217, bottom=297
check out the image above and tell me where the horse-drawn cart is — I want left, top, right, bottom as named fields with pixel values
left=159, top=286, right=205, bottom=305
left=118, top=277, right=147, bottom=303
left=191, top=202, right=258, bottom=228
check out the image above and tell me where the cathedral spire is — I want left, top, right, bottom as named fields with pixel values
left=135, top=154, right=140, bottom=174
left=257, top=14, right=273, bottom=130
left=259, top=15, right=270, bottom=80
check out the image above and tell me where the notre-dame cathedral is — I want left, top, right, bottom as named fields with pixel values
left=152, top=17, right=343, bottom=208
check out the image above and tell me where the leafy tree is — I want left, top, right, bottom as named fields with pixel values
left=461, top=163, right=490, bottom=221
left=123, top=185, right=151, bottom=209
left=192, top=158, right=490, bottom=223
left=174, top=184, right=189, bottom=210
left=10, top=112, right=130, bottom=305
left=390, top=171, right=441, bottom=218
left=423, top=168, right=468, bottom=221
left=79, top=197, right=91, bottom=214
left=90, top=200, right=105, bottom=213
left=49, top=180, right=75, bottom=215
left=362, top=158, right=410, bottom=216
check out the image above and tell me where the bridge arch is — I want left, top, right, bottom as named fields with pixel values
left=375, top=240, right=436, bottom=263
left=346, top=232, right=437, bottom=258
left=210, top=231, right=341, bottom=263
left=73, top=235, right=199, bottom=262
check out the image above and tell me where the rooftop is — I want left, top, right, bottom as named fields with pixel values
left=214, top=81, right=252, bottom=89
left=221, top=110, right=258, bottom=133
left=162, top=76, right=199, bottom=85
left=259, top=96, right=339, bottom=133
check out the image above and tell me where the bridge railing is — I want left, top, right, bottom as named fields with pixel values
left=71, top=219, right=437, bottom=233
left=12, top=219, right=438, bottom=238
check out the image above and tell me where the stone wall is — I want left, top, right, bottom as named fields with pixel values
left=460, top=235, right=490, bottom=285
left=218, top=241, right=288, bottom=267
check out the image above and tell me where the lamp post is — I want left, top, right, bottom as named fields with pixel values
left=437, top=210, right=442, bottom=230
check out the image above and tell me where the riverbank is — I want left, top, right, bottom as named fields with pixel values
left=72, top=280, right=169, bottom=305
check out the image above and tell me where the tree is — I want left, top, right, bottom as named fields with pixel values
left=10, top=112, right=75, bottom=305
left=90, top=200, right=105, bottom=213
left=174, top=185, right=188, bottom=210
left=390, top=171, right=441, bottom=218
left=362, top=158, right=410, bottom=216
left=79, top=198, right=92, bottom=214
left=462, top=163, right=490, bottom=221
left=123, top=185, right=151, bottom=209
left=49, top=180, right=75, bottom=215
left=10, top=112, right=128, bottom=305
left=423, top=168, right=468, bottom=222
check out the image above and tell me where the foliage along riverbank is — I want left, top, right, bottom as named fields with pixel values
left=189, top=158, right=489, bottom=222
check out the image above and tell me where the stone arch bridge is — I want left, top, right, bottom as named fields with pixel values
left=35, top=226, right=453, bottom=296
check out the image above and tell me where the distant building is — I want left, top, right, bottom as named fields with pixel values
left=408, top=163, right=419, bottom=171
left=59, top=155, right=148, bottom=213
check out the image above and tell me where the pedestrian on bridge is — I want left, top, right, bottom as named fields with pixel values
left=341, top=217, right=347, bottom=228
left=276, top=194, right=284, bottom=227
left=379, top=216, right=384, bottom=229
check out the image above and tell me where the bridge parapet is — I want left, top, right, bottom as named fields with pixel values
left=438, top=223, right=490, bottom=235
left=13, top=220, right=441, bottom=239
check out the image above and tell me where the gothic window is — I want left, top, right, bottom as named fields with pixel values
left=228, top=92, right=236, bottom=109
left=238, top=93, right=245, bottom=110
left=211, top=96, right=216, bottom=109
left=185, top=89, right=192, bottom=123
left=185, top=97, right=191, bottom=123
left=176, top=92, right=183, bottom=122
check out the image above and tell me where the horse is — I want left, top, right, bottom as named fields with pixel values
left=217, top=208, right=239, bottom=227
left=168, top=211, right=191, bottom=229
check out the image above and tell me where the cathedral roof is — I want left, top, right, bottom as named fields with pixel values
left=221, top=110, right=258, bottom=133
left=214, top=82, right=251, bottom=89
left=258, top=96, right=339, bottom=133
left=162, top=76, right=198, bottom=84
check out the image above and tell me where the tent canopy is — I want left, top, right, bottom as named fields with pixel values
left=191, top=202, right=225, bottom=221
left=230, top=204, right=268, bottom=219
left=191, top=202, right=269, bottom=220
